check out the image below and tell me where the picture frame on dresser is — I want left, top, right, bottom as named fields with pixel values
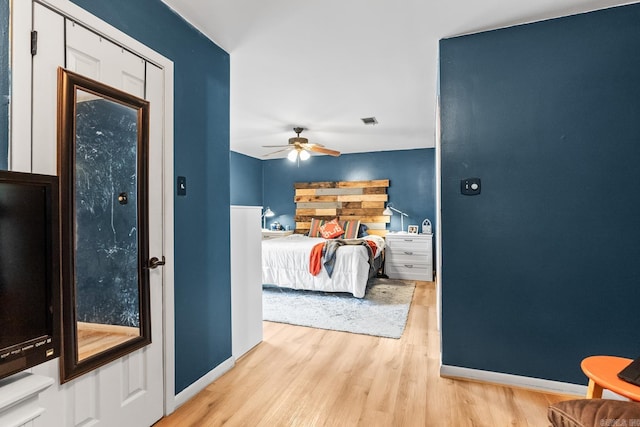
left=407, top=225, right=419, bottom=234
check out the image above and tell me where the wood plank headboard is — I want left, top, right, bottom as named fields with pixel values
left=294, top=179, right=390, bottom=236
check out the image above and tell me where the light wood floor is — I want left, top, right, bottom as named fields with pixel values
left=155, top=281, right=576, bottom=426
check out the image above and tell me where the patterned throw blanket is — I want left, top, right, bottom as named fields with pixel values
left=309, top=239, right=378, bottom=277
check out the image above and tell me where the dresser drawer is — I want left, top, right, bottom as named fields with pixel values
left=386, top=263, right=432, bottom=281
left=385, top=250, right=429, bottom=264
left=385, top=237, right=429, bottom=251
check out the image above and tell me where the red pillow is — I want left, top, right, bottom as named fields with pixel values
left=319, top=219, right=344, bottom=239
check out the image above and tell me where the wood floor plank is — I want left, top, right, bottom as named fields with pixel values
left=154, top=281, right=577, bottom=426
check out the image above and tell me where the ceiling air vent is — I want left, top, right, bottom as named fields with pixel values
left=361, top=117, right=378, bottom=125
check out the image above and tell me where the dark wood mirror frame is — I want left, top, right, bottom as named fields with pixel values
left=57, top=67, right=151, bottom=383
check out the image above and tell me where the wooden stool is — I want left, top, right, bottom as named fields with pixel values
left=581, top=355, right=640, bottom=401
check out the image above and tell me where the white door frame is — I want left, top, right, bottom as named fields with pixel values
left=11, top=0, right=176, bottom=415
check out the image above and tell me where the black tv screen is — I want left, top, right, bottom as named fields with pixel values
left=0, top=170, right=59, bottom=380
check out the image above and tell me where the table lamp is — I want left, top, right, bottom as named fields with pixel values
left=262, top=207, right=275, bottom=229
left=383, top=203, right=408, bottom=233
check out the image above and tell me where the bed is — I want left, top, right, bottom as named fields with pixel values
left=262, top=234, right=385, bottom=298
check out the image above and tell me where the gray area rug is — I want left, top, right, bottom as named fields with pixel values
left=262, top=278, right=415, bottom=339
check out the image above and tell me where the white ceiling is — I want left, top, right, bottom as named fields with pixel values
left=161, top=0, right=631, bottom=159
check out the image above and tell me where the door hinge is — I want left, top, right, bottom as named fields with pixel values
left=31, top=31, right=38, bottom=56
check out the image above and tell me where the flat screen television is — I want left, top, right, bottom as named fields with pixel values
left=0, top=170, right=60, bottom=380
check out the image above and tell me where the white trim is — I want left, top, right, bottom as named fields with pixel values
left=434, top=54, right=442, bottom=335
left=441, top=364, right=585, bottom=395
left=174, top=358, right=235, bottom=409
left=161, top=62, right=176, bottom=414
left=440, top=365, right=629, bottom=400
left=440, top=364, right=628, bottom=400
left=231, top=204, right=262, bottom=209
left=10, top=0, right=33, bottom=172
left=12, top=0, right=176, bottom=417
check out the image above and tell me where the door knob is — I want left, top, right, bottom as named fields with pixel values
left=147, top=256, right=166, bottom=269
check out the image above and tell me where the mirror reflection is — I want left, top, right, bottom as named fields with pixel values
left=58, top=68, right=150, bottom=382
left=74, top=89, right=141, bottom=361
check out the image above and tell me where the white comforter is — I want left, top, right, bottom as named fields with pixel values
left=261, top=234, right=385, bottom=298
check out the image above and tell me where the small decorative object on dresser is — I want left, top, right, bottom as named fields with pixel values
left=407, top=225, right=419, bottom=234
left=385, top=232, right=433, bottom=281
left=421, top=218, right=432, bottom=234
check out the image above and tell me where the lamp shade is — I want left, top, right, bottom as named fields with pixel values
left=262, top=207, right=275, bottom=229
left=383, top=206, right=393, bottom=215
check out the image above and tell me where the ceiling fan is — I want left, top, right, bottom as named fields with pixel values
left=262, top=127, right=341, bottom=162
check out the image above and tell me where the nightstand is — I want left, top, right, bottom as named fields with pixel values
left=384, top=233, right=433, bottom=281
left=261, top=229, right=294, bottom=240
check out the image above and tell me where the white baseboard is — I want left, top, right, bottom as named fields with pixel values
left=173, top=357, right=235, bottom=409
left=439, top=364, right=626, bottom=400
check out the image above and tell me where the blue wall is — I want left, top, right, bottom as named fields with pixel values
left=440, top=4, right=640, bottom=384
left=70, top=0, right=231, bottom=393
left=230, top=151, right=263, bottom=206
left=0, top=0, right=8, bottom=170
left=262, top=149, right=436, bottom=233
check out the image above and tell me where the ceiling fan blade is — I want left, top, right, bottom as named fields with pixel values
left=262, top=144, right=292, bottom=148
left=263, top=147, right=292, bottom=157
left=301, top=142, right=324, bottom=149
left=308, top=145, right=340, bottom=156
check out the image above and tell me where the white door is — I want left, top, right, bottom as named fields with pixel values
left=30, top=3, right=164, bottom=426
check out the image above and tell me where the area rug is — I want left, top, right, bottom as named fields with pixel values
left=262, top=278, right=415, bottom=339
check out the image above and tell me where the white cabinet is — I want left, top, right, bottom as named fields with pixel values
left=230, top=206, right=263, bottom=360
left=385, top=233, right=433, bottom=281
left=0, top=372, right=53, bottom=427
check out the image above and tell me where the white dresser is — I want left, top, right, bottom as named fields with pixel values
left=385, top=233, right=433, bottom=281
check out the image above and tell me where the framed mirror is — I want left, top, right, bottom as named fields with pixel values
left=57, top=68, right=151, bottom=382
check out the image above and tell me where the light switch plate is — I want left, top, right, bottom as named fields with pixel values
left=177, top=176, right=187, bottom=196
left=461, top=177, right=481, bottom=195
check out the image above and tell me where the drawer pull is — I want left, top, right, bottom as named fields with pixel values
left=403, top=239, right=414, bottom=242
left=404, top=264, right=414, bottom=268
left=403, top=251, right=414, bottom=255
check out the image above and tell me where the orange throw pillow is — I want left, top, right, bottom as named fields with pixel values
left=319, top=219, right=344, bottom=239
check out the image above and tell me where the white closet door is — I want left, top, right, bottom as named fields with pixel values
left=31, top=3, right=165, bottom=426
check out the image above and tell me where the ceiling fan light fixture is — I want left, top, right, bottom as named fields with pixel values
left=288, top=136, right=309, bottom=145
left=262, top=126, right=340, bottom=160
left=287, top=149, right=298, bottom=162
